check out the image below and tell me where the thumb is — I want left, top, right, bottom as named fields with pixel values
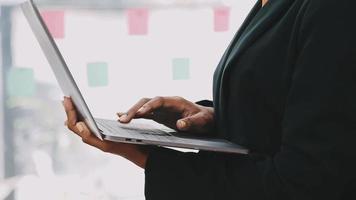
left=176, top=113, right=205, bottom=131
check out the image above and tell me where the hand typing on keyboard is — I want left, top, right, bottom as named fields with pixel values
left=117, top=96, right=215, bottom=136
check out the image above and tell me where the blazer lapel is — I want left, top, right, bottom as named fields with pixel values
left=214, top=0, right=295, bottom=137
left=213, top=0, right=262, bottom=108
left=213, top=0, right=262, bottom=85
left=221, top=0, right=295, bottom=81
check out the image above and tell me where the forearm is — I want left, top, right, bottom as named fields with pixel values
left=111, top=145, right=150, bottom=169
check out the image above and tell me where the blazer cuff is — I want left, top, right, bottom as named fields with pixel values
left=195, top=100, right=214, bottom=107
left=144, top=147, right=200, bottom=200
left=144, top=147, right=179, bottom=199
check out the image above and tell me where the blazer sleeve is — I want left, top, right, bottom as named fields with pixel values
left=144, top=1, right=356, bottom=200
left=195, top=100, right=214, bottom=107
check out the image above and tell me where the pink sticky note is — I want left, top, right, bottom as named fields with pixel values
left=127, top=8, right=149, bottom=35
left=214, top=7, right=230, bottom=32
left=41, top=11, right=65, bottom=39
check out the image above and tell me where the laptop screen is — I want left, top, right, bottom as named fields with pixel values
left=21, top=0, right=102, bottom=139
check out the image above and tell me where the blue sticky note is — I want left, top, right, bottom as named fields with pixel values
left=87, top=62, right=109, bottom=87
left=172, top=58, right=190, bottom=80
left=6, top=68, right=36, bottom=97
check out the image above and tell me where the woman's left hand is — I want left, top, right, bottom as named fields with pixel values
left=63, top=97, right=149, bottom=169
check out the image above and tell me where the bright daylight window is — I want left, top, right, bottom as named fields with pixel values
left=0, top=0, right=254, bottom=199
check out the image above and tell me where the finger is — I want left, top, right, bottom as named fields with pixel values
left=140, top=112, right=155, bottom=120
left=117, top=112, right=126, bottom=117
left=76, top=122, right=111, bottom=152
left=135, top=96, right=185, bottom=117
left=117, top=112, right=154, bottom=122
left=63, top=96, right=75, bottom=111
left=63, top=97, right=78, bottom=131
left=176, top=112, right=207, bottom=131
left=116, top=112, right=126, bottom=121
left=119, top=98, right=151, bottom=123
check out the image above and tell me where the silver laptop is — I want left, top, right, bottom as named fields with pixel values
left=21, top=0, right=248, bottom=154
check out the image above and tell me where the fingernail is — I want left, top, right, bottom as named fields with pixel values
left=76, top=123, right=84, bottom=132
left=119, top=114, right=128, bottom=122
left=177, top=120, right=187, bottom=129
left=64, top=99, right=70, bottom=107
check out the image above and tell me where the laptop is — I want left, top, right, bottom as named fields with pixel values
left=21, top=0, right=248, bottom=154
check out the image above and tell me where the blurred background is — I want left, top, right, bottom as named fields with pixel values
left=0, top=0, right=254, bottom=199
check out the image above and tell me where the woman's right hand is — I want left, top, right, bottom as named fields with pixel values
left=117, top=96, right=215, bottom=136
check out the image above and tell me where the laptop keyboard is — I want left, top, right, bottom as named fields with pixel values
left=95, top=118, right=175, bottom=142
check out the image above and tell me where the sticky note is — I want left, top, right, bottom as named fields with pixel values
left=172, top=58, right=190, bottom=80
left=127, top=8, right=149, bottom=35
left=41, top=11, right=65, bottom=39
left=6, top=68, right=36, bottom=97
left=87, top=62, right=109, bottom=87
left=214, top=7, right=230, bottom=32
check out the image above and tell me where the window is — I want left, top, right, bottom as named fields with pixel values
left=0, top=1, right=254, bottom=199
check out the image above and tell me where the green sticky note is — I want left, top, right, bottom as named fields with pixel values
left=172, top=58, right=190, bottom=80
left=6, top=68, right=36, bottom=97
left=87, top=62, right=109, bottom=87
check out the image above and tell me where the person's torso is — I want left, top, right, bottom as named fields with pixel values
left=213, top=0, right=308, bottom=154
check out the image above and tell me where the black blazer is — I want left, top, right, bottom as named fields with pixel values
left=145, top=0, right=356, bottom=199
